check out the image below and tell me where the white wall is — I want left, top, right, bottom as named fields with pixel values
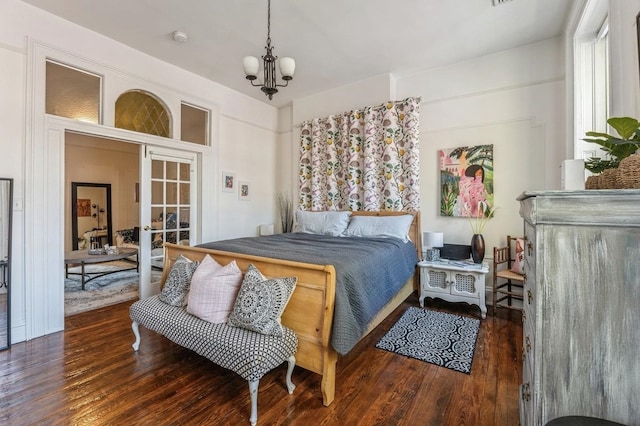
left=287, top=38, right=566, bottom=258
left=398, top=38, right=565, bottom=252
left=0, top=0, right=281, bottom=343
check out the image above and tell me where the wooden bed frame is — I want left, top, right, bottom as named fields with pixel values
left=159, top=211, right=421, bottom=407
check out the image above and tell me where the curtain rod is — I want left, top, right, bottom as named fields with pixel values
left=295, top=96, right=422, bottom=128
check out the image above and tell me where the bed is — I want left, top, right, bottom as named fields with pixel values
left=158, top=211, right=421, bottom=406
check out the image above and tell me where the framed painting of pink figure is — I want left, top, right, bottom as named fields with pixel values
left=439, top=144, right=494, bottom=217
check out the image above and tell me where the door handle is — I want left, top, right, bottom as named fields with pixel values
left=143, top=225, right=152, bottom=231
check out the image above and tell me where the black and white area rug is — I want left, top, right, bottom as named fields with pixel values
left=65, top=261, right=162, bottom=316
left=376, top=306, right=480, bottom=374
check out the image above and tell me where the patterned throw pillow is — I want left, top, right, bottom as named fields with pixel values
left=511, top=238, right=525, bottom=275
left=228, top=264, right=297, bottom=337
left=187, top=255, right=243, bottom=323
left=158, top=255, right=199, bottom=306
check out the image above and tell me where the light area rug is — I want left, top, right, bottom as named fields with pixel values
left=65, top=261, right=162, bottom=316
left=375, top=306, right=480, bottom=374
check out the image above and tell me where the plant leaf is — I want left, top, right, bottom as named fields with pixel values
left=607, top=117, right=640, bottom=140
left=585, top=131, right=615, bottom=139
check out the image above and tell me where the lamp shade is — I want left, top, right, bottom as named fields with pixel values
left=259, top=224, right=274, bottom=236
left=279, top=57, right=295, bottom=78
left=423, top=231, right=444, bottom=248
left=243, top=56, right=260, bottom=77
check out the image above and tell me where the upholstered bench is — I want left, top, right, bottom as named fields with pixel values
left=130, top=295, right=298, bottom=426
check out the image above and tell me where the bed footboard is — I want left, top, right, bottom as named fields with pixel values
left=161, top=243, right=338, bottom=406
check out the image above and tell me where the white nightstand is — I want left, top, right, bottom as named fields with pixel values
left=418, top=260, right=489, bottom=319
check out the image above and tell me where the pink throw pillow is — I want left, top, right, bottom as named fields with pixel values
left=187, top=255, right=243, bottom=323
left=511, top=238, right=525, bottom=275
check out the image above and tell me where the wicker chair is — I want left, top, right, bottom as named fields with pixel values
left=492, top=236, right=525, bottom=315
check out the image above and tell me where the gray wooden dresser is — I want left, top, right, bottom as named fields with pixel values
left=518, top=190, right=640, bottom=426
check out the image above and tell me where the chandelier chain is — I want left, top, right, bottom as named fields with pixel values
left=267, top=0, right=271, bottom=45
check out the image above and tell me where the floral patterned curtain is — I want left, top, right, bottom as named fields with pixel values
left=298, top=97, right=420, bottom=211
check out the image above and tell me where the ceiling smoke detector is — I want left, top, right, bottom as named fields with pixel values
left=492, top=0, right=513, bottom=5
left=172, top=30, right=189, bottom=43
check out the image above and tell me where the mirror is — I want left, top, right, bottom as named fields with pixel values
left=71, top=182, right=113, bottom=251
left=0, top=178, right=12, bottom=350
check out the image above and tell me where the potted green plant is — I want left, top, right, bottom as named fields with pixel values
left=583, top=117, right=640, bottom=171
left=583, top=117, right=640, bottom=188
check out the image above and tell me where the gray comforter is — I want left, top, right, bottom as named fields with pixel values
left=197, top=232, right=418, bottom=355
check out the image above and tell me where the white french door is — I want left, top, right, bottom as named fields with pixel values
left=139, top=146, right=197, bottom=298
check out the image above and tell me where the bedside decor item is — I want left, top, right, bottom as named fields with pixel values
left=242, top=0, right=295, bottom=100
left=466, top=200, right=495, bottom=264
left=470, top=234, right=485, bottom=264
left=422, top=231, right=444, bottom=261
left=439, top=243, right=472, bottom=260
left=376, top=307, right=480, bottom=374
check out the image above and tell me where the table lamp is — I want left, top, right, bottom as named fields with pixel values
left=423, top=231, right=444, bottom=261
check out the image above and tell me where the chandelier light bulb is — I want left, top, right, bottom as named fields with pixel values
left=243, top=56, right=260, bottom=78
left=279, top=57, right=295, bottom=79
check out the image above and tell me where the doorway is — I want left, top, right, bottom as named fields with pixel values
left=64, top=134, right=144, bottom=315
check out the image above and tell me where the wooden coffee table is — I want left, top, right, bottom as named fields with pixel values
left=64, top=248, right=138, bottom=290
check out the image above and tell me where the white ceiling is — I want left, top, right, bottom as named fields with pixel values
left=21, top=0, right=575, bottom=108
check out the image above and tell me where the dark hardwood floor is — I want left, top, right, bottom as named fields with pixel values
left=0, top=293, right=522, bottom=425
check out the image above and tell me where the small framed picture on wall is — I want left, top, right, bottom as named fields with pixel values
left=238, top=181, right=250, bottom=201
left=222, top=171, right=235, bottom=193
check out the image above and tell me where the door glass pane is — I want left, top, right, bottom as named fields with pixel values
left=166, top=162, right=177, bottom=180
left=180, top=183, right=190, bottom=204
left=180, top=163, right=191, bottom=181
left=166, top=182, right=178, bottom=204
left=152, top=161, right=164, bottom=179
left=151, top=181, right=164, bottom=204
left=151, top=206, right=163, bottom=224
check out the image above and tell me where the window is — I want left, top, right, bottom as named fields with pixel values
left=45, top=61, right=101, bottom=123
left=575, top=6, right=610, bottom=162
left=115, top=90, right=171, bottom=138
left=181, top=102, right=209, bottom=145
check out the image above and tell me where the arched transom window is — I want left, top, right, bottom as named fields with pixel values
left=115, top=90, right=171, bottom=138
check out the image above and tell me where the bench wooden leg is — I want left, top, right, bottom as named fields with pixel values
left=131, top=321, right=141, bottom=351
left=248, top=379, right=259, bottom=426
left=286, top=355, right=296, bottom=394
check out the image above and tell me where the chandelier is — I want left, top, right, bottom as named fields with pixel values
left=242, top=0, right=295, bottom=100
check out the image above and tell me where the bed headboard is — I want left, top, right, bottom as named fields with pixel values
left=350, top=210, right=422, bottom=261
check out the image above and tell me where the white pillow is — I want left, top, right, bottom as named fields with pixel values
left=343, top=214, right=414, bottom=242
left=293, top=210, right=352, bottom=236
left=186, top=255, right=243, bottom=323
